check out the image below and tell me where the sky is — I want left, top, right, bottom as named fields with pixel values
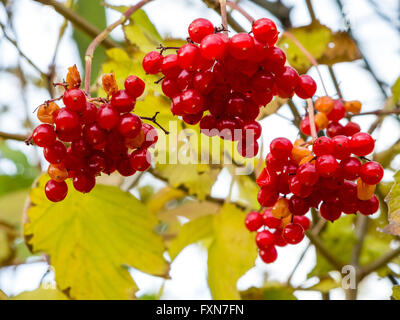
left=0, top=0, right=399, bottom=299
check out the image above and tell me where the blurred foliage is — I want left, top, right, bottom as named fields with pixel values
left=383, top=170, right=400, bottom=235
left=240, top=282, right=297, bottom=300
left=9, top=286, right=69, bottom=300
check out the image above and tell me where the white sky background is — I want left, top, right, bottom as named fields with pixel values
left=0, top=0, right=399, bottom=299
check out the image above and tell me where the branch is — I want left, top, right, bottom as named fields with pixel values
left=225, top=0, right=255, bottom=24
left=33, top=0, right=119, bottom=49
left=349, top=109, right=400, bottom=117
left=327, top=65, right=343, bottom=99
left=219, top=0, right=228, bottom=35
left=84, top=0, right=153, bottom=94
left=0, top=131, right=29, bottom=142
left=359, top=245, right=400, bottom=280
left=306, top=230, right=345, bottom=270
left=307, top=98, right=318, bottom=141
left=250, top=0, right=292, bottom=28
left=140, top=111, right=170, bottom=135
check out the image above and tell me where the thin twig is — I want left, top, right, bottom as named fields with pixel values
left=305, top=0, right=317, bottom=21
left=219, top=0, right=228, bottom=35
left=287, top=243, right=311, bottom=285
left=0, top=131, right=29, bottom=142
left=307, top=98, right=318, bottom=141
left=84, top=0, right=153, bottom=94
left=359, top=245, right=400, bottom=280
left=225, top=0, right=255, bottom=24
left=140, top=112, right=170, bottom=134
left=328, top=65, right=343, bottom=99
left=349, top=109, right=400, bottom=117
left=33, top=0, right=119, bottom=49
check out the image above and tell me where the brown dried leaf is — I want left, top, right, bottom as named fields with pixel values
left=318, top=31, right=361, bottom=65
left=102, top=72, right=119, bottom=97
left=66, top=65, right=81, bottom=89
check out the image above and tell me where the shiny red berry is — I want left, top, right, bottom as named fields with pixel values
left=283, top=223, right=304, bottom=244
left=359, top=161, right=384, bottom=185
left=124, top=75, right=145, bottom=98
left=350, top=132, right=375, bottom=156
left=259, top=245, right=278, bottom=263
left=245, top=211, right=263, bottom=231
left=313, top=136, right=334, bottom=156
left=32, top=124, right=56, bottom=147
left=110, top=90, right=135, bottom=113
left=270, top=137, right=293, bottom=160
left=142, top=51, right=163, bottom=74
left=63, top=88, right=86, bottom=112
left=188, top=18, right=214, bottom=43
left=96, top=104, right=119, bottom=130
left=252, top=18, right=278, bottom=45
left=73, top=174, right=95, bottom=193
left=316, top=154, right=338, bottom=177
left=45, top=179, right=68, bottom=202
left=295, top=74, right=317, bottom=99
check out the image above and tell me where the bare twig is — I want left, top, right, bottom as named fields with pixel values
left=328, top=65, right=343, bottom=99
left=84, top=0, right=153, bottom=94
left=219, top=0, right=228, bottom=35
left=307, top=98, right=318, bottom=141
left=359, top=245, right=400, bottom=280
left=140, top=112, right=170, bottom=134
left=225, top=0, right=255, bottom=24
left=0, top=131, right=29, bottom=142
left=349, top=109, right=400, bottom=117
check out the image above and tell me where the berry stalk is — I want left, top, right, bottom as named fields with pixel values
left=219, top=0, right=228, bottom=35
left=84, top=0, right=153, bottom=95
left=225, top=1, right=255, bottom=24
left=307, top=98, right=318, bottom=141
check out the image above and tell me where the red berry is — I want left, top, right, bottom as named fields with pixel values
left=162, top=78, right=180, bottom=98
left=338, top=180, right=357, bottom=203
left=142, top=123, right=158, bottom=148
left=359, top=195, right=379, bottom=215
left=327, top=122, right=344, bottom=138
left=263, top=47, right=286, bottom=73
left=130, top=148, right=151, bottom=171
left=295, top=74, right=317, bottom=99
left=256, top=230, right=276, bottom=249
left=256, top=167, right=278, bottom=189
left=200, top=34, right=228, bottom=60
left=261, top=209, right=281, bottom=229
left=182, top=112, right=203, bottom=125
left=111, top=90, right=135, bottom=113
left=327, top=100, right=346, bottom=122
left=340, top=157, right=361, bottom=180
left=124, top=75, right=145, bottom=98
left=45, top=179, right=68, bottom=202
left=316, top=154, right=338, bottom=177
left=243, top=120, right=262, bottom=140
left=320, top=202, right=341, bottom=222
left=313, top=136, right=334, bottom=156
left=80, top=102, right=97, bottom=125
left=32, top=124, right=56, bottom=147
left=188, top=18, right=214, bottom=43
left=44, top=140, right=67, bottom=164
left=118, top=113, right=142, bottom=138
left=228, top=33, right=255, bottom=60
left=297, top=163, right=319, bottom=186
left=289, top=195, right=309, bottom=216
left=350, top=132, right=375, bottom=156
left=252, top=18, right=278, bottom=45
left=87, top=153, right=106, bottom=175
left=332, top=135, right=351, bottom=160
left=257, top=187, right=279, bottom=207
left=71, top=138, right=91, bottom=157
left=343, top=121, right=361, bottom=136
left=96, top=104, right=119, bottom=130
left=73, top=174, right=95, bottom=193
left=273, top=229, right=287, bottom=247
left=289, top=176, right=313, bottom=198
left=359, top=161, right=384, bottom=185
left=83, top=123, right=106, bottom=146
left=245, top=211, right=263, bottom=231
left=270, top=137, right=293, bottom=160
left=161, top=54, right=182, bottom=78
left=177, top=43, right=200, bottom=71
left=63, top=88, right=86, bottom=112
left=276, top=66, right=299, bottom=91
left=142, top=51, right=163, bottom=74
left=117, top=157, right=136, bottom=177
left=300, top=117, right=319, bottom=136
left=55, top=108, right=80, bottom=131
left=181, top=89, right=204, bottom=114
left=283, top=223, right=304, bottom=244
left=293, top=216, right=310, bottom=230
left=259, top=245, right=278, bottom=263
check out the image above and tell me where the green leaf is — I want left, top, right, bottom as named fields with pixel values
left=309, top=215, right=356, bottom=278
left=208, top=204, right=257, bottom=299
left=383, top=170, right=400, bottom=235
left=278, top=21, right=332, bottom=73
left=24, top=175, right=169, bottom=300
left=72, top=0, right=107, bottom=85
left=240, top=283, right=297, bottom=300
left=168, top=214, right=214, bottom=261
left=10, top=286, right=69, bottom=300
left=392, top=76, right=400, bottom=106
left=392, top=285, right=400, bottom=300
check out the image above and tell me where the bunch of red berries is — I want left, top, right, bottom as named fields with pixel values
left=31, top=66, right=157, bottom=202
left=246, top=97, right=383, bottom=264
left=142, top=17, right=316, bottom=157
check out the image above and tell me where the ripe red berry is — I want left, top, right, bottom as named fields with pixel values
left=73, top=174, right=96, bottom=193
left=359, top=161, right=384, bottom=185
left=316, top=154, right=338, bottom=177
left=80, top=102, right=97, bottom=125
left=300, top=117, right=319, bottom=136
left=340, top=157, right=361, bottom=180
left=70, top=138, right=91, bottom=157
left=332, top=135, right=351, bottom=160
left=276, top=66, right=299, bottom=91
left=283, top=223, right=304, bottom=244
left=245, top=211, right=262, bottom=231
left=87, top=153, right=106, bottom=175
left=142, top=51, right=163, bottom=74
left=177, top=43, right=200, bottom=71
left=130, top=148, right=151, bottom=171
left=142, top=123, right=158, bottom=148
left=327, top=122, right=344, bottom=138
left=295, top=75, right=317, bottom=99
left=96, top=104, right=119, bottom=130
left=111, top=90, right=136, bottom=113
left=188, top=18, right=214, bottom=43
left=124, top=75, right=145, bottom=98
left=256, top=167, right=279, bottom=189
left=44, top=140, right=67, bottom=164
left=32, top=124, right=56, bottom=147
left=252, top=18, right=278, bottom=45
left=117, top=157, right=136, bottom=177
left=270, top=137, right=293, bottom=160
left=118, top=113, right=142, bottom=138
left=261, top=209, right=281, bottom=229
left=83, top=123, right=106, bottom=146
left=289, top=195, right=309, bottom=216
left=297, top=162, right=319, bottom=186
left=228, top=33, right=255, bottom=60
left=289, top=176, right=313, bottom=198
left=327, top=100, right=346, bottom=122
left=259, top=245, right=278, bottom=263
left=320, top=202, right=342, bottom=222
left=313, top=136, right=334, bottom=156
left=257, top=187, right=279, bottom=207
left=55, top=108, right=80, bottom=131
left=200, top=34, right=228, bottom=60
left=63, top=88, right=86, bottom=112
left=343, top=121, right=361, bottom=136
left=181, top=89, right=204, bottom=114
left=256, top=230, right=276, bottom=249
left=293, top=216, right=310, bottom=230
left=350, top=132, right=375, bottom=156
left=161, top=54, right=181, bottom=78
left=358, top=195, right=379, bottom=215
left=45, top=179, right=68, bottom=202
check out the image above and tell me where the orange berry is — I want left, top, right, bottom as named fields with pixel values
left=37, top=102, right=60, bottom=124
left=314, top=112, right=329, bottom=130
left=48, top=164, right=68, bottom=182
left=294, top=138, right=306, bottom=147
left=291, top=146, right=311, bottom=164
left=124, top=129, right=145, bottom=149
left=102, top=72, right=119, bottom=97
left=357, top=178, right=376, bottom=200
left=315, top=96, right=334, bottom=114
left=280, top=213, right=292, bottom=228
left=299, top=154, right=315, bottom=166
left=272, top=197, right=291, bottom=219
left=345, top=100, right=362, bottom=114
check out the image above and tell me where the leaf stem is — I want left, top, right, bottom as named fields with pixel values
left=140, top=112, right=170, bottom=135
left=84, top=0, right=153, bottom=95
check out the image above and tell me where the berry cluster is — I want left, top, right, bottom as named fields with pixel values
left=31, top=66, right=157, bottom=202
left=246, top=97, right=383, bottom=264
left=142, top=17, right=316, bottom=157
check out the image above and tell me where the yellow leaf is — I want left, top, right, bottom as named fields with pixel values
left=384, top=170, right=400, bottom=235
left=24, top=175, right=169, bottom=300
left=318, top=31, right=361, bottom=65
left=147, top=187, right=186, bottom=214
left=10, top=286, right=69, bottom=300
left=208, top=204, right=257, bottom=299
left=168, top=214, right=214, bottom=261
